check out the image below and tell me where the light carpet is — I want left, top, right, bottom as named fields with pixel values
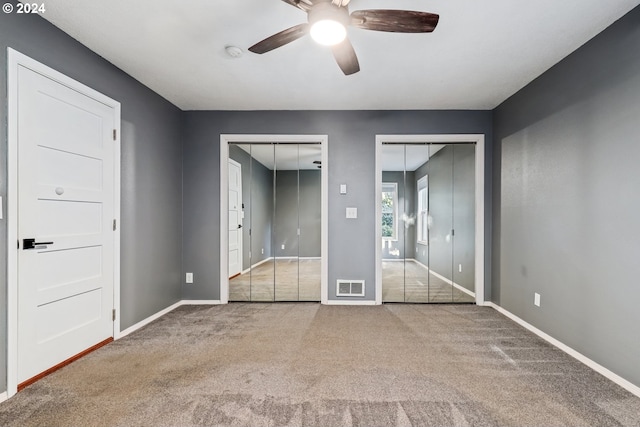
left=1, top=303, right=639, bottom=426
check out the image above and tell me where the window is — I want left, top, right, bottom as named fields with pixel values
left=382, top=182, right=398, bottom=240
left=417, top=176, right=428, bottom=244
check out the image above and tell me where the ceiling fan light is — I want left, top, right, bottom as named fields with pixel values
left=310, top=19, right=346, bottom=46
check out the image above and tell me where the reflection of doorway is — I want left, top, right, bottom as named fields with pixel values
left=228, top=159, right=243, bottom=278
left=228, top=143, right=321, bottom=302
left=220, top=135, right=329, bottom=304
left=380, top=143, right=475, bottom=303
left=375, top=135, right=485, bottom=305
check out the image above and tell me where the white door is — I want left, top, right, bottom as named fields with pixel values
left=16, top=64, right=117, bottom=384
left=228, top=159, right=243, bottom=277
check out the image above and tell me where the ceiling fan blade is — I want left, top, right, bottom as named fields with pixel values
left=331, top=38, right=360, bottom=75
left=350, top=10, right=439, bottom=33
left=280, top=0, right=312, bottom=12
left=249, top=23, right=309, bottom=54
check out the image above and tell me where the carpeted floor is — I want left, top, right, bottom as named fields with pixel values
left=2, top=303, right=640, bottom=426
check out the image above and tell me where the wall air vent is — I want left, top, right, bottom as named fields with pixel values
left=336, top=280, right=365, bottom=297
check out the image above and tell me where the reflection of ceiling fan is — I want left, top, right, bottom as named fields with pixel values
left=249, top=0, right=439, bottom=75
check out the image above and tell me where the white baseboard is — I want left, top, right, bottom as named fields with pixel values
left=115, top=297, right=380, bottom=340
left=240, top=257, right=273, bottom=275
left=325, top=299, right=378, bottom=306
left=392, top=259, right=476, bottom=298
left=116, top=300, right=223, bottom=339
left=486, top=302, right=640, bottom=398
left=240, top=257, right=321, bottom=275
left=181, top=300, right=223, bottom=305
left=0, top=391, right=7, bottom=403
left=117, top=301, right=183, bottom=339
left=428, top=269, right=475, bottom=298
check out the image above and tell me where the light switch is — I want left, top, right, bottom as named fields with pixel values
left=340, top=184, right=347, bottom=195
left=346, top=207, right=358, bottom=219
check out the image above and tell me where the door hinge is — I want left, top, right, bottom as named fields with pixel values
left=113, top=219, right=117, bottom=231
left=17, top=240, right=20, bottom=249
left=112, top=309, right=116, bottom=321
left=113, top=129, right=117, bottom=141
left=451, top=229, right=455, bottom=236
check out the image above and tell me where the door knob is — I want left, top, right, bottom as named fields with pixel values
left=23, top=238, right=54, bottom=250
left=238, top=224, right=242, bottom=229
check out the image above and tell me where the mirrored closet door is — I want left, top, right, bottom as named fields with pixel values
left=228, top=143, right=322, bottom=302
left=381, top=143, right=476, bottom=303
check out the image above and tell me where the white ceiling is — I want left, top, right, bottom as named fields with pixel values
left=36, top=0, right=640, bottom=110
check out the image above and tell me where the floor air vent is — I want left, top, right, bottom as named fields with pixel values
left=336, top=280, right=365, bottom=297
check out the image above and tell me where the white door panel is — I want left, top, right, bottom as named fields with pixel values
left=37, top=147, right=103, bottom=191
left=36, top=200, right=103, bottom=236
left=16, top=64, right=116, bottom=383
left=35, top=246, right=102, bottom=290
left=228, top=160, right=243, bottom=277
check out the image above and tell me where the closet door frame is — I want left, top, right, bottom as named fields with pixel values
left=375, top=135, right=485, bottom=305
left=220, top=135, right=329, bottom=304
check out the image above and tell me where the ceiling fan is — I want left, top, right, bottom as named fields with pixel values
left=248, top=0, right=439, bottom=75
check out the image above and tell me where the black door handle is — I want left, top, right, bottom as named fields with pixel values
left=23, top=238, right=54, bottom=250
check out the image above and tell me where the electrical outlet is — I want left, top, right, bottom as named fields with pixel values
left=261, top=248, right=264, bottom=254
left=534, top=292, right=541, bottom=307
left=186, top=272, right=194, bottom=284
left=281, top=244, right=285, bottom=250
left=458, top=264, right=462, bottom=273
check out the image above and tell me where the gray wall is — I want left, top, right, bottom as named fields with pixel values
left=414, top=145, right=476, bottom=292
left=274, top=170, right=321, bottom=258
left=420, top=148, right=453, bottom=279
left=229, top=145, right=273, bottom=269
left=298, top=170, right=322, bottom=258
left=0, top=2, right=183, bottom=392
left=493, top=5, right=640, bottom=387
left=381, top=171, right=416, bottom=260
left=182, top=110, right=492, bottom=301
left=452, top=145, right=476, bottom=292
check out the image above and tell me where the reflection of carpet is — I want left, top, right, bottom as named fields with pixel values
left=382, top=260, right=475, bottom=303
left=3, top=303, right=640, bottom=426
left=230, top=258, right=321, bottom=302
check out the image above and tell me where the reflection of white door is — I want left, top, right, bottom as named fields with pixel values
left=15, top=58, right=118, bottom=385
left=228, top=159, right=243, bottom=277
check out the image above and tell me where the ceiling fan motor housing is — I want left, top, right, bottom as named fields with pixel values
left=308, top=2, right=350, bottom=28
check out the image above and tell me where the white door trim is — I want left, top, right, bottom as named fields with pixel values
left=220, top=135, right=329, bottom=304
left=375, top=134, right=485, bottom=305
left=6, top=48, right=121, bottom=398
